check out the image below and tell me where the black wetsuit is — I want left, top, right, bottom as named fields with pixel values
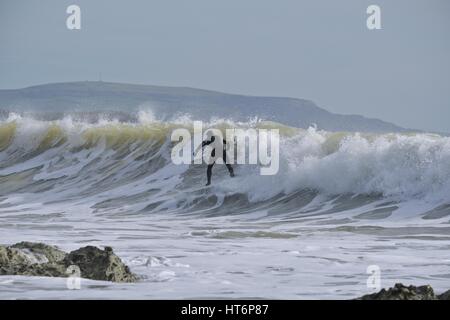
left=201, top=136, right=234, bottom=185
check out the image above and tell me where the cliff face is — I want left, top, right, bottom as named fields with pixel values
left=0, top=81, right=408, bottom=132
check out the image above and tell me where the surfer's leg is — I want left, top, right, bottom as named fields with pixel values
left=206, top=163, right=214, bottom=186
left=223, top=153, right=234, bottom=177
left=226, top=164, right=234, bottom=177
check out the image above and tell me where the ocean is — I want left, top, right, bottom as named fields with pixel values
left=1, top=111, right=449, bottom=299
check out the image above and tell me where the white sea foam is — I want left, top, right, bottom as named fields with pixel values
left=1, top=115, right=450, bottom=299
left=1, top=116, right=450, bottom=207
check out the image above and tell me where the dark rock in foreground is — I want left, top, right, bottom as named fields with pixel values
left=64, top=246, right=136, bottom=282
left=438, top=289, right=450, bottom=300
left=358, top=283, right=450, bottom=300
left=0, top=242, right=137, bottom=283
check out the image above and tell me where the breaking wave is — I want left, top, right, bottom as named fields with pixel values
left=1, top=112, right=450, bottom=219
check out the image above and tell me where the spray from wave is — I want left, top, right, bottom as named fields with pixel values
left=0, top=112, right=450, bottom=219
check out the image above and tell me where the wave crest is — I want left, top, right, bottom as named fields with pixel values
left=0, top=114, right=449, bottom=217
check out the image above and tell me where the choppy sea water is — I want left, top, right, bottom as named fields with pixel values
left=1, top=114, right=449, bottom=299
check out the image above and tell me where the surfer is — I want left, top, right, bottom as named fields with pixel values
left=194, top=132, right=234, bottom=186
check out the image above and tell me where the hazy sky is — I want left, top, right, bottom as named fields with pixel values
left=0, top=0, right=449, bottom=132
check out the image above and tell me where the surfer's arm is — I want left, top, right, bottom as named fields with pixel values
left=193, top=140, right=210, bottom=156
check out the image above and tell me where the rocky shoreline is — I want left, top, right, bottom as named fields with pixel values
left=357, top=283, right=450, bottom=300
left=0, top=242, right=137, bottom=283
left=1, top=242, right=450, bottom=299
